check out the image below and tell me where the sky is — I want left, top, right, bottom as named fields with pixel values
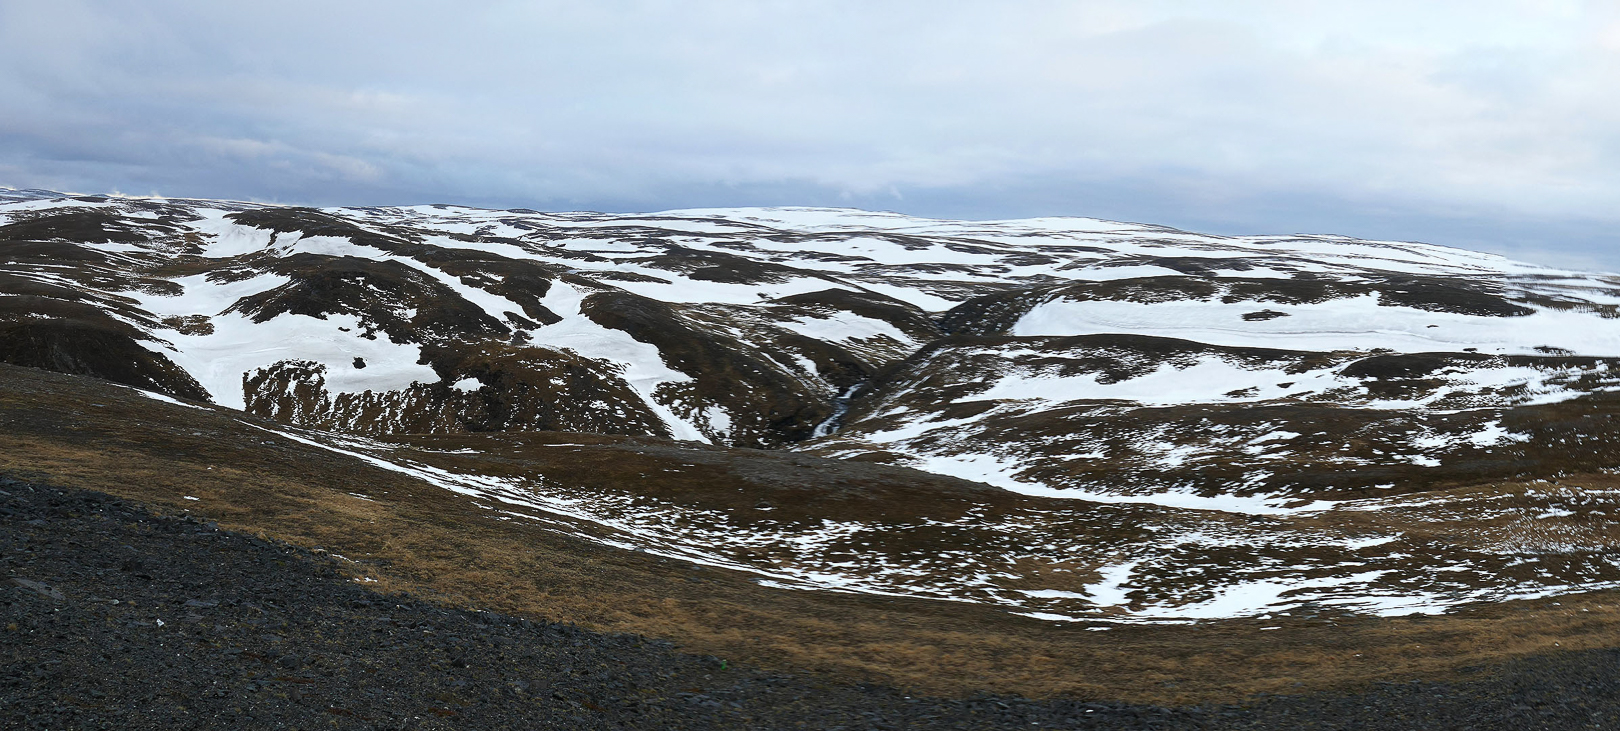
left=1, top=1, right=1618, bottom=269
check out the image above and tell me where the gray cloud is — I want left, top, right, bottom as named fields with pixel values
left=2, top=0, right=1618, bottom=268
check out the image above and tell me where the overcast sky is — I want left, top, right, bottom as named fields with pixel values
left=2, top=1, right=1617, bottom=268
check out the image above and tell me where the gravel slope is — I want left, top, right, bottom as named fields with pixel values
left=3, top=478, right=1619, bottom=730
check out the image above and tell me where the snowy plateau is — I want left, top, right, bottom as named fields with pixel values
left=6, top=187, right=1620, bottom=624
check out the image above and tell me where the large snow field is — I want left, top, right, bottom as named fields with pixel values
left=1014, top=295, right=1620, bottom=356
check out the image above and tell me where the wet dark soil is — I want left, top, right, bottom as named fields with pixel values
left=4, top=478, right=1620, bottom=730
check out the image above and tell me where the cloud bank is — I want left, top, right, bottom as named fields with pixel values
left=2, top=1, right=1617, bottom=267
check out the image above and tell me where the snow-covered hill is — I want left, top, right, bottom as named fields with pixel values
left=8, top=189, right=1620, bottom=621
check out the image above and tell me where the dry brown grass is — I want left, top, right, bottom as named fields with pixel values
left=6, top=363, right=1620, bottom=704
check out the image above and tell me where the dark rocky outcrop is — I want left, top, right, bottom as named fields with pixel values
left=581, top=290, right=834, bottom=447
left=228, top=254, right=509, bottom=344
left=0, top=296, right=207, bottom=401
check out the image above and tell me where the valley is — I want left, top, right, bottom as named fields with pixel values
left=5, top=188, right=1620, bottom=704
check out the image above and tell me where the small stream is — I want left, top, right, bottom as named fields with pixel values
left=811, top=383, right=861, bottom=438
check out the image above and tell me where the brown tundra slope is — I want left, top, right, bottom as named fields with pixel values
left=6, top=188, right=1620, bottom=701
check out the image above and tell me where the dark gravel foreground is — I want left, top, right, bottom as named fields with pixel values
left=3, top=480, right=1619, bottom=730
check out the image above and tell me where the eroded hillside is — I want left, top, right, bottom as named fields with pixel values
left=5, top=188, right=1620, bottom=622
